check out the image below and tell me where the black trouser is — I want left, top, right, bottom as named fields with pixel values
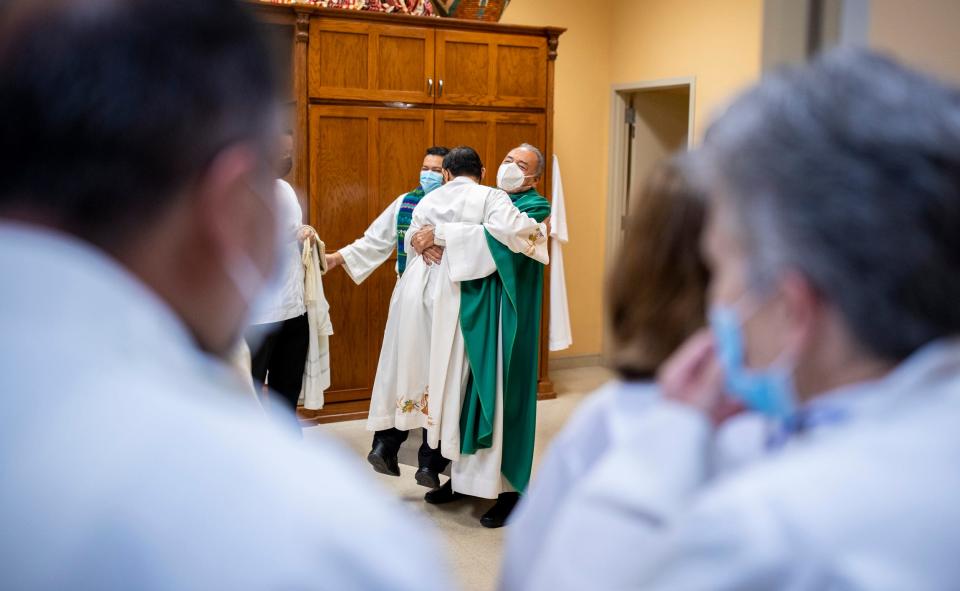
left=373, top=428, right=450, bottom=473
left=246, top=313, right=310, bottom=432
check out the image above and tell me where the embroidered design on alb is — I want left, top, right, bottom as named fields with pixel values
left=397, top=387, right=430, bottom=415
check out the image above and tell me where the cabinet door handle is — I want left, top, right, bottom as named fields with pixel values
left=427, top=78, right=434, bottom=96
left=438, top=79, right=444, bottom=97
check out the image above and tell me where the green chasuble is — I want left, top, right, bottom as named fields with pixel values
left=459, top=188, right=550, bottom=493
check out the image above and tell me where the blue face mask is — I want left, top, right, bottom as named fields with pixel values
left=420, top=170, right=443, bottom=194
left=709, top=304, right=796, bottom=419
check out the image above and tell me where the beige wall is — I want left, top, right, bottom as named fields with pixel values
left=502, top=0, right=614, bottom=359
left=502, top=0, right=764, bottom=359
left=500, top=0, right=956, bottom=361
left=609, top=0, right=764, bottom=138
left=869, top=0, right=960, bottom=84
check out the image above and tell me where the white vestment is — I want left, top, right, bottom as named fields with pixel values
left=0, top=223, right=454, bottom=591
left=338, top=192, right=407, bottom=284
left=501, top=340, right=960, bottom=591
left=548, top=155, right=572, bottom=351
left=366, top=177, right=548, bottom=498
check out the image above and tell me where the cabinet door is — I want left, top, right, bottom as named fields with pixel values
left=436, top=31, right=547, bottom=109
left=309, top=105, right=434, bottom=404
left=435, top=110, right=546, bottom=191
left=309, top=19, right=435, bottom=103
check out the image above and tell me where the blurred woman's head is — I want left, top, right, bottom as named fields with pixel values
left=607, top=156, right=709, bottom=380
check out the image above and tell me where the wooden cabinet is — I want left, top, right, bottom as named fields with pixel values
left=308, top=19, right=547, bottom=110
left=252, top=3, right=563, bottom=422
left=436, top=31, right=547, bottom=108
left=308, top=105, right=434, bottom=407
left=436, top=109, right=546, bottom=193
left=309, top=19, right=435, bottom=103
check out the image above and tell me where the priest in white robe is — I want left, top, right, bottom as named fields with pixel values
left=365, top=146, right=548, bottom=520
left=406, top=144, right=553, bottom=528
left=325, top=146, right=451, bottom=486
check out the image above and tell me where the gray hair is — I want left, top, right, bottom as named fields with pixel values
left=699, top=48, right=960, bottom=361
left=517, top=143, right=546, bottom=177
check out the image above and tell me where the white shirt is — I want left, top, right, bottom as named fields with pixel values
left=0, top=223, right=454, bottom=591
left=502, top=341, right=960, bottom=590
left=250, top=179, right=306, bottom=325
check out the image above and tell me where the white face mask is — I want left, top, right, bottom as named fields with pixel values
left=497, top=162, right=532, bottom=193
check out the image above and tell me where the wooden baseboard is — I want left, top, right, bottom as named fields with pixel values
left=298, top=399, right=369, bottom=425
left=537, top=378, right=557, bottom=400
left=549, top=354, right=604, bottom=371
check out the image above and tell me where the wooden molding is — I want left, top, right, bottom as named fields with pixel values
left=295, top=11, right=310, bottom=42
left=537, top=378, right=557, bottom=400
left=547, top=32, right=560, bottom=61
left=298, top=399, right=370, bottom=425
left=550, top=354, right=604, bottom=371
left=247, top=1, right=565, bottom=39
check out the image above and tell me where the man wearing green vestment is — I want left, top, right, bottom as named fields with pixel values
left=409, top=144, right=550, bottom=528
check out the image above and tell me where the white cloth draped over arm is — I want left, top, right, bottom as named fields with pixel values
left=299, top=235, right=333, bottom=410
left=338, top=195, right=402, bottom=284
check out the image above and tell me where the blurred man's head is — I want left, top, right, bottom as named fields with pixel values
left=697, top=49, right=960, bottom=401
left=0, top=0, right=282, bottom=356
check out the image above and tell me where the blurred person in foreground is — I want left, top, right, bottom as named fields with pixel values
left=501, top=49, right=960, bottom=590
left=500, top=155, right=723, bottom=588
left=0, top=1, right=452, bottom=589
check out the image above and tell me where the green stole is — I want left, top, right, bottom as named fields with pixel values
left=458, top=188, right=550, bottom=493
left=396, top=186, right=425, bottom=276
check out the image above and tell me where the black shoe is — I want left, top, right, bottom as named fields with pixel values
left=480, top=492, right=520, bottom=528
left=367, top=442, right=400, bottom=477
left=424, top=480, right=465, bottom=505
left=415, top=467, right=441, bottom=489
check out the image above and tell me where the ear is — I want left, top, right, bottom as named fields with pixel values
left=480, top=167, right=486, bottom=182
left=778, top=270, right=821, bottom=354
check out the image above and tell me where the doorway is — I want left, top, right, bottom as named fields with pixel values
left=603, top=78, right=695, bottom=359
